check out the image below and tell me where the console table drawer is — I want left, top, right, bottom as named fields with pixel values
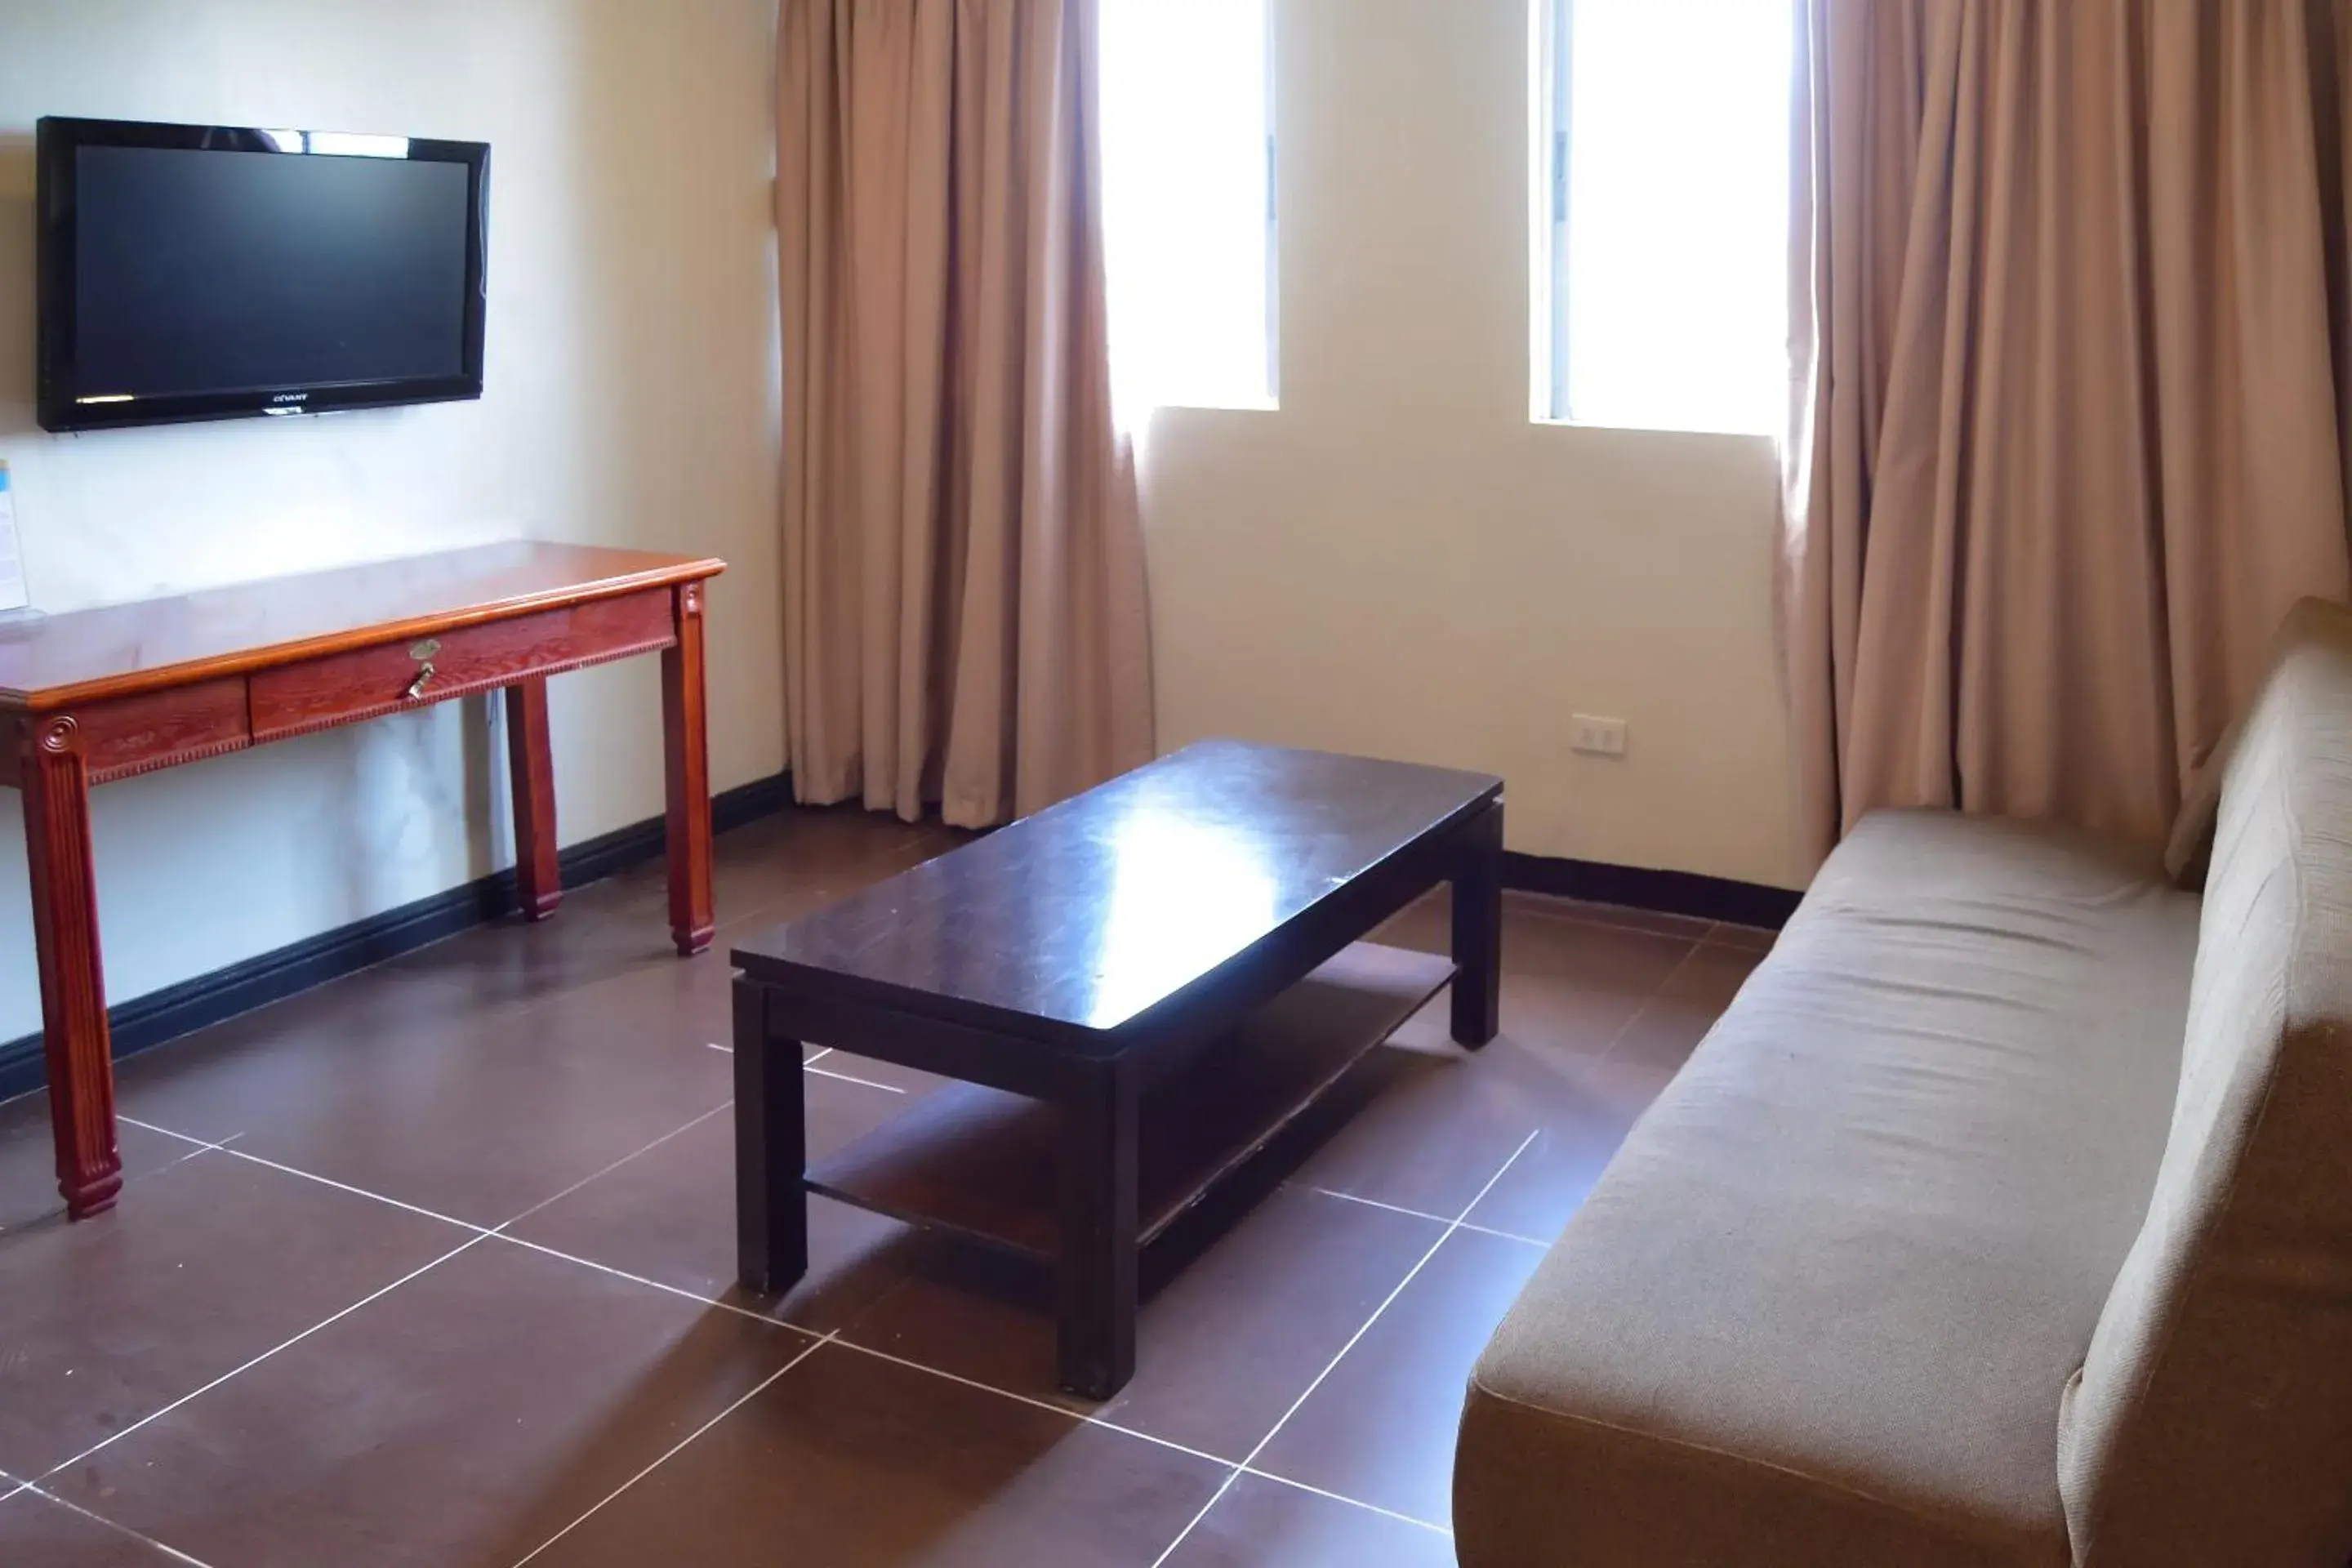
left=67, top=679, right=256, bottom=783
left=247, top=591, right=677, bottom=742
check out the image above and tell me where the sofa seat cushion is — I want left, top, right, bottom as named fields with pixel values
left=1455, top=809, right=2201, bottom=1568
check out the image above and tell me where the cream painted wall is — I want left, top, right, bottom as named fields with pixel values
left=1138, top=0, right=1802, bottom=889
left=0, top=0, right=784, bottom=1042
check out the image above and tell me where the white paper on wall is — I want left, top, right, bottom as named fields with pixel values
left=0, top=462, right=26, bottom=613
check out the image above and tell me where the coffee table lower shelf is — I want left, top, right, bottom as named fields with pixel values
left=803, top=941, right=1457, bottom=1262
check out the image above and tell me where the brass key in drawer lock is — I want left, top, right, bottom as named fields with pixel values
left=405, top=639, right=442, bottom=701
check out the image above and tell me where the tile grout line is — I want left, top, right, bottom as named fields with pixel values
left=122, top=1119, right=1459, bottom=1542
left=497, top=1102, right=733, bottom=1231
left=1236, top=1467, right=1451, bottom=1538
left=120, top=1119, right=501, bottom=1236
left=0, top=1465, right=221, bottom=1568
left=37, top=1101, right=835, bottom=1559
left=1501, top=891, right=1775, bottom=948
left=123, top=1113, right=823, bottom=1328
left=510, top=1330, right=840, bottom=1566
left=707, top=1041, right=905, bottom=1094
left=707, top=1040, right=837, bottom=1070
left=109, top=1109, right=1476, bottom=1552
left=488, top=1232, right=817, bottom=1339
left=1147, top=1128, right=1543, bottom=1567
left=64, top=1111, right=843, bottom=1531
left=118, top=1115, right=831, bottom=1343
left=826, top=1337, right=1233, bottom=1464
left=127, top=1088, right=732, bottom=1242
left=1592, top=937, right=1704, bottom=1064
left=816, top=1325, right=1458, bottom=1537
left=803, top=1062, right=906, bottom=1094
left=115, top=1119, right=220, bottom=1151
left=1291, top=1183, right=1548, bottom=1249
left=32, top=1230, right=494, bottom=1490
left=1499, top=898, right=1713, bottom=942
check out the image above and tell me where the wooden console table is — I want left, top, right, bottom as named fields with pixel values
left=0, top=541, right=727, bottom=1221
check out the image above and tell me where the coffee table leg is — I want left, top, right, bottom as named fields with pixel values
left=1451, top=799, right=1504, bottom=1048
left=733, top=977, right=808, bottom=1294
left=1057, top=1055, right=1138, bottom=1400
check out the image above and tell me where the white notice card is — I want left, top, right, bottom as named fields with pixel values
left=0, top=462, right=24, bottom=613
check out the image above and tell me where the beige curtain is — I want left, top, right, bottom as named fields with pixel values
left=778, top=0, right=1153, bottom=827
left=1784, top=0, right=2352, bottom=869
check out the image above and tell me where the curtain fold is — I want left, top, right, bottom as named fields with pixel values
left=1785, top=0, right=2352, bottom=869
left=779, top=0, right=1154, bottom=828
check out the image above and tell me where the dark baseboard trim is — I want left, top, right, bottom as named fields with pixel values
left=2, top=785, right=1788, bottom=1105
left=1502, top=852, right=1802, bottom=931
left=0, top=772, right=795, bottom=1103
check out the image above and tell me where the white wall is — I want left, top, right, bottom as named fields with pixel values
left=1139, top=0, right=1802, bottom=889
left=0, top=0, right=785, bottom=1042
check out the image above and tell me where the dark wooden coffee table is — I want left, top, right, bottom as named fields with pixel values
left=728, top=738, right=1503, bottom=1398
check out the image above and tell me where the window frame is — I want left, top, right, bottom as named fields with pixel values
left=1261, top=0, right=1281, bottom=408
left=1530, top=0, right=1790, bottom=438
left=1537, top=0, right=1572, bottom=424
left=1099, top=0, right=1281, bottom=416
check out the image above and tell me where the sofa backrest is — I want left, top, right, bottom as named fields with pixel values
left=2057, top=598, right=2352, bottom=1566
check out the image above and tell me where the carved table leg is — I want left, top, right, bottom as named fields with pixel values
left=20, top=715, right=122, bottom=1219
left=662, top=580, right=715, bottom=956
left=505, top=679, right=562, bottom=920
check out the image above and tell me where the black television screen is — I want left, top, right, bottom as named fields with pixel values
left=37, top=118, right=490, bottom=433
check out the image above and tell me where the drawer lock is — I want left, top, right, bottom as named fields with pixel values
left=404, top=640, right=442, bottom=702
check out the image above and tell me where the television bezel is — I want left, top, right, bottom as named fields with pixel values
left=35, top=116, right=492, bottom=434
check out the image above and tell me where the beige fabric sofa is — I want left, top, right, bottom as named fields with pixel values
left=1455, top=602, right=2352, bottom=1567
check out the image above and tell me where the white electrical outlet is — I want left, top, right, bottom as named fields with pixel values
left=1570, top=715, right=1628, bottom=756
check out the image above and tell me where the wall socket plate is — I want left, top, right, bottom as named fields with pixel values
left=1570, top=714, right=1628, bottom=756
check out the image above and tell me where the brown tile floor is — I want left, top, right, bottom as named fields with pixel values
left=0, top=807, right=1771, bottom=1567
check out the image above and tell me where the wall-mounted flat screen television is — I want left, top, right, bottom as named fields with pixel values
left=36, top=117, right=490, bottom=433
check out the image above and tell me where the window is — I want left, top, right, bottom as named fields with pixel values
left=1099, top=0, right=1276, bottom=419
left=1535, top=0, right=1793, bottom=434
